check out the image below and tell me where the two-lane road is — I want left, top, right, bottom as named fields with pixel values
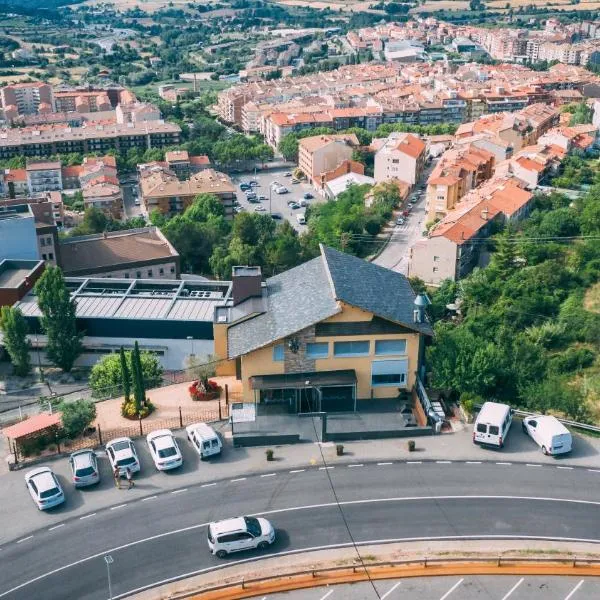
left=1, top=462, right=600, bottom=600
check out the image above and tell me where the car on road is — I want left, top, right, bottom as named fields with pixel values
left=207, top=516, right=276, bottom=558
left=396, top=217, right=405, bottom=226
left=288, top=202, right=300, bottom=210
left=187, top=423, right=222, bottom=459
left=106, top=437, right=141, bottom=476
left=258, top=195, right=267, bottom=201
left=146, top=429, right=183, bottom=470
left=522, top=415, right=572, bottom=456
left=69, top=450, right=100, bottom=487
left=254, top=205, right=266, bottom=212
left=303, top=193, right=313, bottom=200
left=25, top=467, right=65, bottom=510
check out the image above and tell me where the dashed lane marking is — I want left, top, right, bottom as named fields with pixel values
left=48, top=524, right=64, bottom=532
left=79, top=513, right=96, bottom=520
left=407, top=461, right=422, bottom=464
left=141, top=496, right=157, bottom=501
left=289, top=469, right=305, bottom=474
left=201, top=483, right=217, bottom=488
left=110, top=504, right=128, bottom=510
left=230, top=478, right=246, bottom=482
left=170, top=489, right=187, bottom=495
left=319, top=466, right=334, bottom=470
left=378, top=462, right=393, bottom=466
left=348, top=464, right=364, bottom=468
left=261, top=473, right=276, bottom=478
left=496, top=462, right=511, bottom=466
left=557, top=466, right=574, bottom=470
left=466, top=461, right=482, bottom=464
left=526, top=464, right=542, bottom=468
left=436, top=461, right=452, bottom=464
left=16, top=536, right=33, bottom=544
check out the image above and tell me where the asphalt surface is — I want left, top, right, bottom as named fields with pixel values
left=2, top=462, right=600, bottom=600
left=267, top=576, right=597, bottom=599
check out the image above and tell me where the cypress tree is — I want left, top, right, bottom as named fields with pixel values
left=132, top=341, right=145, bottom=415
left=119, top=346, right=131, bottom=403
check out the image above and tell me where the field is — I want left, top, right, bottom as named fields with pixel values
left=82, top=0, right=213, bottom=12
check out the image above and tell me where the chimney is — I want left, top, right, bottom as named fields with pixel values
left=413, top=293, right=430, bottom=324
left=481, top=207, right=489, bottom=221
left=231, top=266, right=262, bottom=306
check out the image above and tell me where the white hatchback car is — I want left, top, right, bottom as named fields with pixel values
left=25, top=467, right=65, bottom=510
left=146, top=429, right=183, bottom=471
left=208, top=516, right=276, bottom=558
left=69, top=449, right=100, bottom=487
left=106, top=437, right=141, bottom=476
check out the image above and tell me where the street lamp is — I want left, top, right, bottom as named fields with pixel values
left=34, top=333, right=44, bottom=382
left=269, top=185, right=272, bottom=215
left=104, top=555, right=114, bottom=600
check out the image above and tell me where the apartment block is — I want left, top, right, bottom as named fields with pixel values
left=26, top=160, right=63, bottom=195
left=374, top=132, right=426, bottom=186
left=298, top=134, right=358, bottom=187
left=1, top=82, right=54, bottom=119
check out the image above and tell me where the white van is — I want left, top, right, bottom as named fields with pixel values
left=473, top=401, right=513, bottom=448
left=522, top=415, right=572, bottom=456
left=186, top=423, right=222, bottom=459
left=296, top=213, right=306, bottom=225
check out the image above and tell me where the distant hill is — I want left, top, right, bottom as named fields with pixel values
left=0, top=0, right=86, bottom=10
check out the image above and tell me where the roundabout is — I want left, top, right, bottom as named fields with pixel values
left=1, top=460, right=600, bottom=599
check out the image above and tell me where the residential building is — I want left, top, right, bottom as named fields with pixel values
left=324, top=172, right=375, bottom=200
left=165, top=150, right=192, bottom=180
left=26, top=161, right=63, bottom=195
left=82, top=182, right=123, bottom=219
left=58, top=227, right=180, bottom=279
left=213, top=245, right=432, bottom=409
left=140, top=167, right=236, bottom=217
left=374, top=132, right=426, bottom=186
left=0, top=204, right=39, bottom=261
left=0, top=82, right=54, bottom=119
left=298, top=134, right=359, bottom=187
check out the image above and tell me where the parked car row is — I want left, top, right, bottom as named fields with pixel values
left=25, top=424, right=222, bottom=511
left=473, top=401, right=573, bottom=455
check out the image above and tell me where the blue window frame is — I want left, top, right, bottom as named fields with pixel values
left=333, top=340, right=370, bottom=357
left=306, top=342, right=329, bottom=359
left=374, top=339, right=407, bottom=356
left=273, top=344, right=284, bottom=362
left=371, top=359, right=408, bottom=387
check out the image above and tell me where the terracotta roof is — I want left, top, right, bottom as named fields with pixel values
left=2, top=413, right=61, bottom=440
left=516, top=156, right=545, bottom=172
left=60, top=228, right=178, bottom=275
left=299, top=134, right=359, bottom=153
left=4, top=169, right=26, bottom=182
left=165, top=150, right=189, bottom=163
left=62, top=165, right=83, bottom=178
left=26, top=161, right=61, bottom=171
left=394, top=133, right=426, bottom=159
left=431, top=199, right=502, bottom=245
left=189, top=155, right=210, bottom=166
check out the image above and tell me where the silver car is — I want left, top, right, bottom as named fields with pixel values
left=69, top=449, right=100, bottom=487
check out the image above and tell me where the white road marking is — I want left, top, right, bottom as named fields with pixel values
left=501, top=577, right=524, bottom=600
left=348, top=464, right=364, bottom=468
left=141, top=495, right=158, bottom=501
left=110, top=504, right=127, bottom=510
left=319, top=590, right=334, bottom=600
left=201, top=483, right=217, bottom=488
left=79, top=513, right=96, bottom=520
left=319, top=466, right=334, bottom=470
left=48, top=524, right=64, bottom=532
left=526, top=464, right=542, bottom=467
left=289, top=469, right=305, bottom=473
left=260, top=473, right=276, bottom=478
left=440, top=578, right=464, bottom=600
left=496, top=462, right=511, bottom=466
left=230, top=478, right=246, bottom=482
left=378, top=462, right=393, bottom=466
left=557, top=466, right=573, bottom=470
left=170, top=489, right=187, bottom=495
left=15, top=536, right=33, bottom=544
left=436, top=461, right=451, bottom=464
left=406, top=461, right=422, bottom=464
left=380, top=581, right=401, bottom=599
left=564, top=579, right=584, bottom=600
left=6, top=495, right=600, bottom=599
left=466, top=461, right=482, bottom=464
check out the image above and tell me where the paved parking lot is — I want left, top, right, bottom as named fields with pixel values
left=230, top=168, right=324, bottom=232
left=266, top=576, right=596, bottom=599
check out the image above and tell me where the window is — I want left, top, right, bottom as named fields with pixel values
left=48, top=253, right=53, bottom=261
left=433, top=267, right=439, bottom=273
left=124, top=273, right=129, bottom=279
left=371, top=359, right=408, bottom=387
left=170, top=266, right=175, bottom=273
left=46, top=237, right=52, bottom=246
left=433, top=256, right=439, bottom=262
left=273, top=344, right=284, bottom=362
left=306, top=342, right=328, bottom=359
left=476, top=423, right=487, bottom=433
left=489, top=425, right=500, bottom=436
left=40, top=238, right=46, bottom=247
left=136, top=271, right=141, bottom=278
left=159, top=268, right=164, bottom=275
left=147, top=270, right=153, bottom=277
left=42, top=253, right=47, bottom=260
left=374, top=340, right=406, bottom=356
left=392, top=159, right=399, bottom=164
left=334, top=340, right=370, bottom=357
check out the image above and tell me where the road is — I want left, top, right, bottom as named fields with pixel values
left=2, top=462, right=600, bottom=600
left=121, top=182, right=142, bottom=220
left=266, top=576, right=597, bottom=599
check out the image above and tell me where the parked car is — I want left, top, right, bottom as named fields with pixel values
left=258, top=195, right=267, bottom=201
left=473, top=402, right=513, bottom=448
left=254, top=205, right=266, bottom=212
left=296, top=213, right=306, bottom=225
left=208, top=516, right=276, bottom=558
left=289, top=202, right=300, bottom=210
left=522, top=415, right=572, bottom=456
left=106, top=437, right=141, bottom=476
left=396, top=217, right=405, bottom=226
left=234, top=206, right=244, bottom=214
left=240, top=183, right=250, bottom=191
left=187, top=423, right=222, bottom=459
left=407, top=203, right=414, bottom=210
left=402, top=210, right=409, bottom=217
left=291, top=178, right=299, bottom=184
left=271, top=213, right=283, bottom=220
left=270, top=180, right=280, bottom=187
left=25, top=467, right=65, bottom=510
left=244, top=189, right=255, bottom=196
left=249, top=180, right=259, bottom=187
left=134, top=199, right=141, bottom=206
left=303, top=192, right=314, bottom=200
left=69, top=450, right=100, bottom=487
left=284, top=172, right=292, bottom=177
left=147, top=429, right=183, bottom=470
left=276, top=186, right=289, bottom=194
left=300, top=198, right=310, bottom=207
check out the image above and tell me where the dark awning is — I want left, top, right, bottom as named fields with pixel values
left=250, top=369, right=357, bottom=390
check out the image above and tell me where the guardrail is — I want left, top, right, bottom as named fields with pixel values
left=172, top=555, right=600, bottom=599
left=474, top=404, right=600, bottom=434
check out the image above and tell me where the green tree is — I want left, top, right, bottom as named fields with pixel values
left=278, top=133, right=300, bottom=162
left=34, top=267, right=83, bottom=372
left=131, top=341, right=146, bottom=414
left=489, top=231, right=516, bottom=279
left=0, top=306, right=31, bottom=376
left=119, top=346, right=131, bottom=403
left=59, top=399, right=96, bottom=439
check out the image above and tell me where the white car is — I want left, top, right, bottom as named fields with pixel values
left=254, top=205, right=266, bottom=212
left=25, top=467, right=65, bottom=510
left=276, top=186, right=289, bottom=194
left=146, top=429, right=183, bottom=470
left=208, top=516, right=276, bottom=558
left=106, top=437, right=141, bottom=476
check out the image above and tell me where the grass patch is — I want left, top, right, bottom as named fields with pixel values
left=584, top=282, right=600, bottom=313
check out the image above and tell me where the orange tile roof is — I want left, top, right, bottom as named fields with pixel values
left=516, top=156, right=545, bottom=172
left=62, top=165, right=83, bottom=178
left=189, top=155, right=210, bottom=165
left=5, top=169, right=26, bottom=182
left=394, top=133, right=426, bottom=159
left=2, top=413, right=61, bottom=440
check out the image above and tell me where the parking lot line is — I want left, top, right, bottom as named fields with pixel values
left=380, top=581, right=401, bottom=599
left=439, top=578, right=464, bottom=600
left=501, top=577, right=524, bottom=600
left=564, top=579, right=584, bottom=600
left=318, top=590, right=334, bottom=600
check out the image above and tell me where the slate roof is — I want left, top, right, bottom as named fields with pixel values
left=226, top=245, right=432, bottom=358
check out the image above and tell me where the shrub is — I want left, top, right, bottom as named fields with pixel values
left=550, top=347, right=595, bottom=373
left=266, top=448, right=274, bottom=461
left=189, top=377, right=222, bottom=401
left=336, top=444, right=344, bottom=456
left=459, top=392, right=483, bottom=416
left=121, top=397, right=155, bottom=420
left=59, top=399, right=97, bottom=439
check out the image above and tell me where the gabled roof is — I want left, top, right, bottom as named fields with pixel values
left=226, top=245, right=431, bottom=358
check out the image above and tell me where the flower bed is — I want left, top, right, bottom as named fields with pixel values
left=189, top=378, right=222, bottom=401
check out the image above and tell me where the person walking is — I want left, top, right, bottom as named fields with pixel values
left=126, top=467, right=135, bottom=489
left=113, top=466, right=121, bottom=489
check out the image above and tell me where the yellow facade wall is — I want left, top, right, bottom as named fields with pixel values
left=240, top=343, right=285, bottom=399
left=213, top=323, right=236, bottom=376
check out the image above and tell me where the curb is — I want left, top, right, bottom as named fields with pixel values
left=178, top=560, right=600, bottom=599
